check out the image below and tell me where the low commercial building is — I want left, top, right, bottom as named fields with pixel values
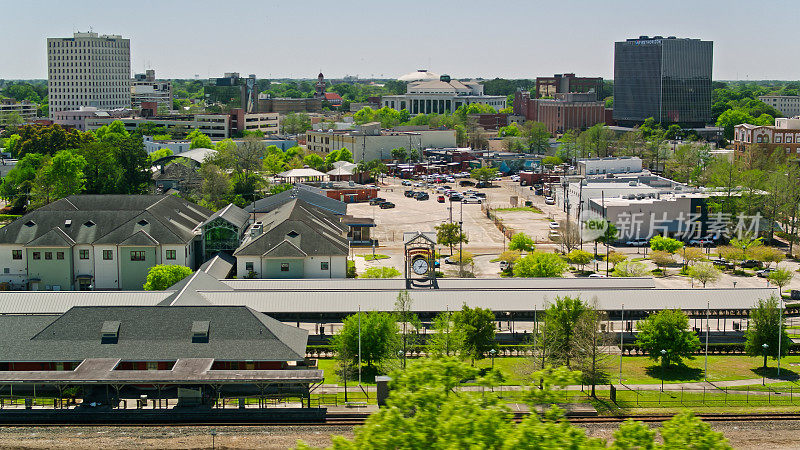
left=305, top=123, right=456, bottom=162
left=381, top=74, right=506, bottom=114
left=733, top=117, right=800, bottom=163
left=257, top=96, right=322, bottom=114
left=758, top=95, right=800, bottom=118
left=0, top=195, right=213, bottom=291
left=131, top=69, right=173, bottom=112
left=534, top=73, right=604, bottom=99
left=577, top=157, right=643, bottom=176
left=588, top=192, right=713, bottom=242
left=559, top=173, right=685, bottom=217
left=233, top=199, right=350, bottom=279
left=52, top=107, right=132, bottom=131
left=85, top=109, right=279, bottom=139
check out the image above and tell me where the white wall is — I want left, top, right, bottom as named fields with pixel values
left=236, top=256, right=261, bottom=279
left=0, top=244, right=28, bottom=287
left=304, top=255, right=346, bottom=278
left=72, top=244, right=94, bottom=278
left=93, top=245, right=119, bottom=289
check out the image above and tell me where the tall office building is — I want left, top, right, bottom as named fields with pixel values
left=613, top=36, right=712, bottom=127
left=47, top=32, right=131, bottom=117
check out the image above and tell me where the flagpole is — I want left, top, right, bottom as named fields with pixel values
left=358, top=305, right=362, bottom=385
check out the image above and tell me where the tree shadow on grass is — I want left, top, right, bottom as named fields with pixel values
left=644, top=364, right=703, bottom=382
left=750, top=366, right=800, bottom=381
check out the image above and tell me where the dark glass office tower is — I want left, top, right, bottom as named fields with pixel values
left=613, top=36, right=713, bottom=127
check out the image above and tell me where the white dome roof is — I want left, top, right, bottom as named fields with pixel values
left=398, top=69, right=440, bottom=82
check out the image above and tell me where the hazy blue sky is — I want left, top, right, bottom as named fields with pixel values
left=2, top=0, right=798, bottom=80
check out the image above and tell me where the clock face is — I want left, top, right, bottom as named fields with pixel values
left=412, top=258, right=429, bottom=275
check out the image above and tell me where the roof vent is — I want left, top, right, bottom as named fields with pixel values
left=64, top=219, right=72, bottom=228
left=192, top=320, right=210, bottom=343
left=137, top=219, right=149, bottom=226
left=101, top=320, right=120, bottom=344
left=24, top=220, right=35, bottom=227
left=84, top=220, right=95, bottom=227
left=287, top=230, right=299, bottom=238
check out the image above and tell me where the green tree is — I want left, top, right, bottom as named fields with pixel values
left=650, top=250, right=675, bottom=275
left=513, top=252, right=567, bottom=278
left=148, top=147, right=173, bottom=163
left=394, top=291, right=421, bottom=369
left=262, top=152, right=287, bottom=176
left=143, top=264, right=192, bottom=290
left=470, top=167, right=499, bottom=183
left=428, top=311, right=462, bottom=357
left=543, top=296, right=588, bottom=369
left=541, top=155, right=562, bottom=167
left=390, top=147, right=408, bottom=162
left=612, top=260, right=649, bottom=277
left=199, top=163, right=232, bottom=210
left=768, top=267, right=794, bottom=292
left=188, top=130, right=213, bottom=149
left=77, top=142, right=122, bottom=195
left=434, top=222, right=468, bottom=255
left=716, top=108, right=756, bottom=140
left=649, top=235, right=684, bottom=253
left=523, top=121, right=551, bottom=154
left=331, top=311, right=399, bottom=368
left=636, top=310, right=700, bottom=367
left=566, top=249, right=593, bottom=271
left=30, top=149, right=87, bottom=207
left=745, top=295, right=790, bottom=360
left=0, top=152, right=46, bottom=210
left=659, top=411, right=732, bottom=449
left=280, top=113, right=312, bottom=134
left=509, top=232, right=535, bottom=252
left=687, top=261, right=721, bottom=288
left=729, top=234, right=763, bottom=261
left=452, top=304, right=496, bottom=365
left=303, top=153, right=325, bottom=171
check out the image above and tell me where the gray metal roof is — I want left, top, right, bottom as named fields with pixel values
left=158, top=270, right=232, bottom=306
left=199, top=252, right=236, bottom=279
left=0, top=305, right=308, bottom=362
left=198, top=288, right=776, bottom=313
left=0, top=358, right=323, bottom=384
left=0, top=291, right=171, bottom=314
left=200, top=203, right=250, bottom=230
left=245, top=184, right=347, bottom=216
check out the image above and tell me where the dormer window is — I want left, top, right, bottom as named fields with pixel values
left=101, top=320, right=120, bottom=344
left=24, top=220, right=35, bottom=227
left=287, top=231, right=299, bottom=238
left=137, top=219, right=149, bottom=226
left=84, top=220, right=95, bottom=227
left=192, top=321, right=209, bottom=343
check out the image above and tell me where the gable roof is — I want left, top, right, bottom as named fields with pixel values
left=201, top=203, right=250, bottom=230
left=0, top=305, right=308, bottom=362
left=234, top=198, right=348, bottom=258
left=157, top=270, right=233, bottom=306
left=0, top=195, right=212, bottom=247
left=244, top=184, right=347, bottom=216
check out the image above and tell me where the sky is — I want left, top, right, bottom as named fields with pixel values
left=1, top=0, right=798, bottom=81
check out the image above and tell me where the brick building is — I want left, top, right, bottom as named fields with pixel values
left=534, top=73, right=603, bottom=99
left=733, top=117, right=800, bottom=163
left=514, top=92, right=608, bottom=135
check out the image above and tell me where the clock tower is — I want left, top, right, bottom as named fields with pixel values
left=403, top=231, right=438, bottom=289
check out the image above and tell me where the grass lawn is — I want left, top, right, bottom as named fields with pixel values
left=617, top=354, right=800, bottom=385
left=495, top=207, right=543, bottom=214
left=357, top=254, right=390, bottom=261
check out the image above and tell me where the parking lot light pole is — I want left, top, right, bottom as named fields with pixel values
left=762, top=343, right=769, bottom=386
left=660, top=349, right=667, bottom=392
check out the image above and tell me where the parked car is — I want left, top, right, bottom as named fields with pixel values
left=476, top=181, right=488, bottom=188
left=444, top=256, right=458, bottom=264
left=401, top=180, right=412, bottom=186
left=404, top=190, right=416, bottom=198
left=379, top=201, right=395, bottom=209
left=549, top=221, right=560, bottom=229
left=415, top=192, right=430, bottom=201
left=437, top=195, right=446, bottom=203
left=756, top=268, right=775, bottom=278
left=413, top=182, right=423, bottom=187
left=544, top=197, right=555, bottom=205
left=449, top=194, right=463, bottom=202
left=741, top=260, right=763, bottom=269
left=589, top=273, right=607, bottom=278
left=462, top=196, right=482, bottom=204
left=510, top=175, right=520, bottom=182
left=474, top=192, right=486, bottom=198
left=369, top=197, right=386, bottom=205
left=460, top=180, right=475, bottom=187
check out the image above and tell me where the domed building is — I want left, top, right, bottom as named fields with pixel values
left=397, top=69, right=440, bottom=83
left=383, top=73, right=506, bottom=115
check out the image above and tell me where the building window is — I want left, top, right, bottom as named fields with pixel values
left=165, top=250, right=176, bottom=260
left=12, top=250, right=22, bottom=260
left=79, top=249, right=89, bottom=260
left=280, top=263, right=290, bottom=272
left=103, top=250, right=113, bottom=260
left=321, top=261, right=329, bottom=270
left=32, top=252, right=40, bottom=260
left=130, top=251, right=146, bottom=261
left=57, top=252, right=64, bottom=260
left=245, top=262, right=254, bottom=272
left=45, top=252, right=53, bottom=260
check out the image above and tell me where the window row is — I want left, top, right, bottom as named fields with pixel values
left=14, top=249, right=177, bottom=261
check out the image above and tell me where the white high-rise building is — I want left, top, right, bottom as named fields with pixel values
left=47, top=32, right=131, bottom=117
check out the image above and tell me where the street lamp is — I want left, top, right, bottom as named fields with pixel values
left=210, top=430, right=217, bottom=450
left=489, top=348, right=497, bottom=370
left=762, top=343, right=769, bottom=386
left=660, top=349, right=667, bottom=392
